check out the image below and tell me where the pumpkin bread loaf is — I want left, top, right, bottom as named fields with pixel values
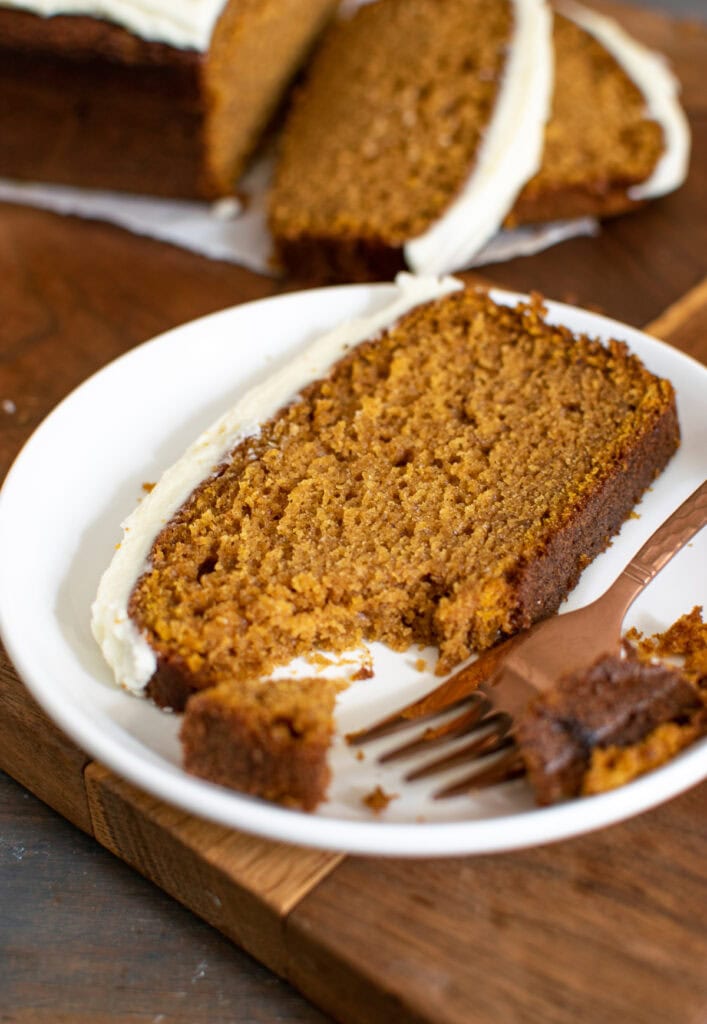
left=268, top=0, right=532, bottom=281
left=269, top=0, right=685, bottom=282
left=0, top=0, right=338, bottom=198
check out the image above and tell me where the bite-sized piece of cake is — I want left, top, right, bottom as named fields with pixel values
left=506, top=3, right=689, bottom=226
left=0, top=0, right=338, bottom=198
left=517, top=653, right=703, bottom=805
left=578, top=608, right=707, bottom=796
left=269, top=0, right=553, bottom=281
left=181, top=676, right=339, bottom=810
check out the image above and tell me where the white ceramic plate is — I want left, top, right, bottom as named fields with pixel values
left=1, top=284, right=705, bottom=857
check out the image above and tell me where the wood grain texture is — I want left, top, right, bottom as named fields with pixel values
left=0, top=649, right=92, bottom=833
left=0, top=771, right=331, bottom=1024
left=85, top=763, right=343, bottom=977
left=286, top=784, right=707, bottom=1024
left=0, top=203, right=279, bottom=481
left=646, top=275, right=707, bottom=359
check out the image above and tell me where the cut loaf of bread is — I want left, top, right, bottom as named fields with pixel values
left=0, top=0, right=337, bottom=198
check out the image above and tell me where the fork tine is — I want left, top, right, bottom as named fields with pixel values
left=404, top=713, right=514, bottom=780
left=346, top=692, right=485, bottom=746
left=434, top=747, right=525, bottom=799
left=346, top=635, right=516, bottom=746
left=377, top=694, right=492, bottom=764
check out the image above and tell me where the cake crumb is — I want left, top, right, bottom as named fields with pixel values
left=131, top=289, right=678, bottom=688
left=629, top=606, right=707, bottom=685
left=355, top=749, right=365, bottom=761
left=414, top=658, right=427, bottom=673
left=142, top=481, right=156, bottom=493
left=363, top=785, right=398, bottom=814
left=306, top=651, right=335, bottom=669
left=125, top=284, right=679, bottom=810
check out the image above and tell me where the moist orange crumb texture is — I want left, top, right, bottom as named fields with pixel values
left=129, top=289, right=676, bottom=687
left=508, top=14, right=664, bottom=224
left=583, top=718, right=705, bottom=796
left=269, top=0, right=512, bottom=247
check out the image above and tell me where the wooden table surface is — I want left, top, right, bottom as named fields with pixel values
left=1, top=3, right=706, bottom=1022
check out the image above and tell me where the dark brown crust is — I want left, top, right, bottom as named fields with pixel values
left=273, top=233, right=406, bottom=285
left=274, top=177, right=651, bottom=282
left=0, top=9, right=213, bottom=198
left=504, top=178, right=647, bottom=229
left=507, top=397, right=680, bottom=635
left=180, top=692, right=332, bottom=811
left=146, top=656, right=199, bottom=712
left=517, top=654, right=702, bottom=805
left=0, top=8, right=201, bottom=66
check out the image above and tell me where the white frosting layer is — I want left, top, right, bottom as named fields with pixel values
left=2, top=0, right=227, bottom=49
left=404, top=0, right=553, bottom=276
left=91, top=273, right=462, bottom=695
left=560, top=0, right=690, bottom=201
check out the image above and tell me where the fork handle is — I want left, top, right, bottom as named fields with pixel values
left=606, top=478, right=707, bottom=615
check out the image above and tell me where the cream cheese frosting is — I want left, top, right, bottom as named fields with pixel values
left=559, top=0, right=690, bottom=201
left=91, top=273, right=462, bottom=695
left=1, top=0, right=227, bottom=49
left=404, top=0, right=554, bottom=276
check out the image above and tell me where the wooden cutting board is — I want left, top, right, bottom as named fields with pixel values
left=1, top=4, right=706, bottom=1022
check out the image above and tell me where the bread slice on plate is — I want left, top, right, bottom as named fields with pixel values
left=93, top=275, right=680, bottom=808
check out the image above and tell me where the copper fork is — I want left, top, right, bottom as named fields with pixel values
left=348, top=479, right=707, bottom=797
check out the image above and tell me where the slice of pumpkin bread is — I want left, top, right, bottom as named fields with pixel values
left=130, top=288, right=678, bottom=700
left=506, top=10, right=666, bottom=226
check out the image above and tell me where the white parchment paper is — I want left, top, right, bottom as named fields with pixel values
left=0, top=155, right=598, bottom=277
